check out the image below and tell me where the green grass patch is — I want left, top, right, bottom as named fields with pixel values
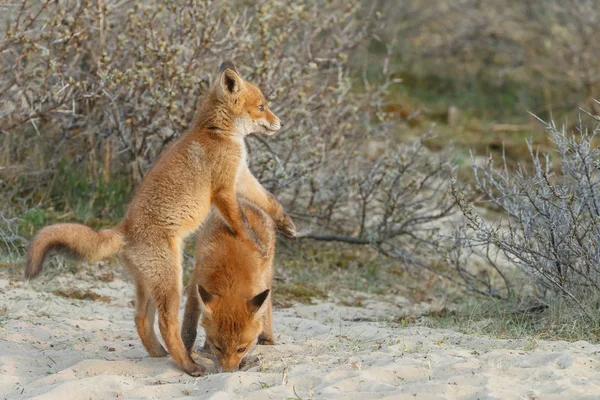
left=394, top=72, right=529, bottom=120
left=1, top=159, right=132, bottom=260
left=274, top=241, right=435, bottom=309
left=276, top=241, right=395, bottom=296
left=274, top=283, right=326, bottom=306
left=47, top=160, right=131, bottom=224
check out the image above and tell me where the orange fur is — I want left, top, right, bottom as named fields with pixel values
left=24, top=61, right=295, bottom=376
left=182, top=200, right=276, bottom=372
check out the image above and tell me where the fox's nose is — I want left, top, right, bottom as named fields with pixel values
left=221, top=364, right=239, bottom=373
left=280, top=120, right=284, bottom=127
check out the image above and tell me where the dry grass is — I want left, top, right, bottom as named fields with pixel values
left=52, top=288, right=111, bottom=303
left=422, top=296, right=600, bottom=343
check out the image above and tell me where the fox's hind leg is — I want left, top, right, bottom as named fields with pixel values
left=122, top=253, right=168, bottom=357
left=149, top=241, right=206, bottom=377
left=182, top=284, right=201, bottom=354
left=125, top=242, right=206, bottom=376
left=257, top=298, right=274, bottom=345
left=134, top=281, right=167, bottom=357
left=154, top=275, right=206, bottom=376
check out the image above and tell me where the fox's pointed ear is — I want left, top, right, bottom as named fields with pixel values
left=198, top=285, right=217, bottom=316
left=247, top=289, right=270, bottom=317
left=218, top=60, right=239, bottom=75
left=217, top=61, right=242, bottom=97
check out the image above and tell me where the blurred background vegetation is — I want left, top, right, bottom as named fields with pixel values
left=1, top=0, right=599, bottom=342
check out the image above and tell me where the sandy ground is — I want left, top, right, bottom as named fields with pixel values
left=1, top=266, right=600, bottom=400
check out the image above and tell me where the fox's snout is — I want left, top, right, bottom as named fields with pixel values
left=220, top=358, right=242, bottom=373
left=271, top=120, right=282, bottom=130
left=264, top=111, right=282, bottom=135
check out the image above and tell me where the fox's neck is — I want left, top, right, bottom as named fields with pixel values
left=191, top=96, right=246, bottom=138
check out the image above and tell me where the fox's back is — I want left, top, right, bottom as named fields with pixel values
left=194, top=200, right=276, bottom=299
left=124, top=131, right=243, bottom=238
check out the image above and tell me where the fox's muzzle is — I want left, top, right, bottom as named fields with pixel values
left=220, top=360, right=241, bottom=373
left=263, top=120, right=281, bottom=136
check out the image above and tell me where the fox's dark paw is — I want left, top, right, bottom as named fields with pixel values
left=257, top=335, right=275, bottom=345
left=240, top=354, right=261, bottom=370
left=182, top=361, right=207, bottom=377
left=277, top=215, right=296, bottom=238
left=147, top=345, right=168, bottom=357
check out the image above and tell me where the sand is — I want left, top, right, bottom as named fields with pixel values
left=1, top=266, right=600, bottom=400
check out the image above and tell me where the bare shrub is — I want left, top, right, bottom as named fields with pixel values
left=0, top=213, right=25, bottom=267
left=0, top=0, right=378, bottom=182
left=450, top=109, right=600, bottom=318
left=0, top=0, right=460, bottom=275
left=0, top=0, right=379, bottom=203
left=296, top=131, right=457, bottom=272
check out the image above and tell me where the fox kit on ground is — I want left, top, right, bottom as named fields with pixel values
left=24, top=61, right=295, bottom=376
left=182, top=199, right=276, bottom=373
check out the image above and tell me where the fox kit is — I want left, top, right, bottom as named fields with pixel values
left=24, top=61, right=295, bottom=376
left=182, top=199, right=276, bottom=373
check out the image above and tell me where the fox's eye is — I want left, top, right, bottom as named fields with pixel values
left=237, top=346, right=246, bottom=353
left=258, top=105, right=264, bottom=112
left=214, top=345, right=222, bottom=353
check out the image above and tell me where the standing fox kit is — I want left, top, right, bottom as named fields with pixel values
left=182, top=200, right=276, bottom=373
left=24, top=61, right=295, bottom=376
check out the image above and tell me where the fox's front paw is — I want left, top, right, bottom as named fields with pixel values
left=240, top=354, right=261, bottom=370
left=182, top=361, right=207, bottom=377
left=277, top=215, right=296, bottom=238
left=257, top=335, right=275, bottom=345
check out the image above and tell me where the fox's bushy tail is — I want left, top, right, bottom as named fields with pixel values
left=25, top=223, right=124, bottom=279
